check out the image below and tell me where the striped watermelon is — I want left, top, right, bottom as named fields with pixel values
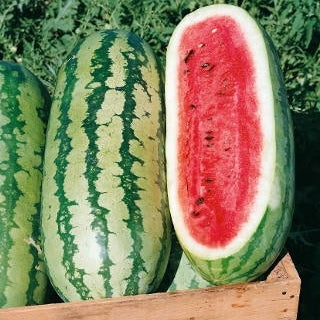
left=41, top=30, right=171, bottom=301
left=0, top=61, right=49, bottom=307
left=167, top=253, right=213, bottom=291
left=157, top=230, right=183, bottom=292
left=165, top=4, right=294, bottom=284
left=158, top=231, right=212, bottom=292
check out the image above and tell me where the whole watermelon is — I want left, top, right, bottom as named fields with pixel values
left=41, top=30, right=171, bottom=301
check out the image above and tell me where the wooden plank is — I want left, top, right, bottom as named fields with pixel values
left=267, top=253, right=300, bottom=282
left=0, top=254, right=300, bottom=320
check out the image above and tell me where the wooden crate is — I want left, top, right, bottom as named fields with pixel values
left=0, top=253, right=300, bottom=320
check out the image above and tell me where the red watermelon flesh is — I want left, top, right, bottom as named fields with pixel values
left=177, top=16, right=262, bottom=248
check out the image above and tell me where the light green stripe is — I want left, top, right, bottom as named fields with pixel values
left=64, top=33, right=109, bottom=299
left=93, top=35, right=134, bottom=296
left=41, top=60, right=68, bottom=297
left=130, top=58, right=169, bottom=292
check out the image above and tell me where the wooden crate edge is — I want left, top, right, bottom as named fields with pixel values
left=0, top=253, right=301, bottom=320
left=266, top=252, right=301, bottom=283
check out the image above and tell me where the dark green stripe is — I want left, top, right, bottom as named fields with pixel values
left=226, top=211, right=271, bottom=282
left=119, top=32, right=149, bottom=295
left=190, top=277, right=201, bottom=289
left=158, top=230, right=182, bottom=292
left=149, top=56, right=171, bottom=292
left=147, top=206, right=170, bottom=292
left=226, top=213, right=269, bottom=278
left=26, top=201, right=44, bottom=305
left=83, top=30, right=119, bottom=297
left=34, top=78, right=51, bottom=128
left=53, top=45, right=93, bottom=300
left=25, top=70, right=49, bottom=305
left=228, top=207, right=286, bottom=283
left=0, top=62, right=26, bottom=306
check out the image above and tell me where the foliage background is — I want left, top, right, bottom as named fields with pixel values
left=0, top=0, right=319, bottom=318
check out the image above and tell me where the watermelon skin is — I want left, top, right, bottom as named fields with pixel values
left=165, top=5, right=294, bottom=284
left=158, top=230, right=212, bottom=291
left=41, top=30, right=171, bottom=301
left=157, top=230, right=183, bottom=292
left=168, top=253, right=213, bottom=291
left=0, top=61, right=49, bottom=307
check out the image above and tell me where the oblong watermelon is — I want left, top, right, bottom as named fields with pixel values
left=0, top=61, right=49, bottom=307
left=165, top=4, right=294, bottom=284
left=41, top=30, right=171, bottom=301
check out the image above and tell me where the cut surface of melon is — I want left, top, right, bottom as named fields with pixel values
left=166, top=4, right=275, bottom=259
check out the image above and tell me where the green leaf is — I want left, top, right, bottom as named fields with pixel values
left=289, top=11, right=304, bottom=39
left=305, top=16, right=317, bottom=47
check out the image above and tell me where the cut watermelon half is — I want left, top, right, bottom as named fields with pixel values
left=165, top=4, right=294, bottom=284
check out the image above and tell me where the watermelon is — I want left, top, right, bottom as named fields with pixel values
left=165, top=4, right=294, bottom=284
left=0, top=61, right=49, bottom=307
left=167, top=253, right=213, bottom=291
left=158, top=230, right=212, bottom=291
left=157, top=230, right=183, bottom=292
left=41, top=30, right=171, bottom=301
